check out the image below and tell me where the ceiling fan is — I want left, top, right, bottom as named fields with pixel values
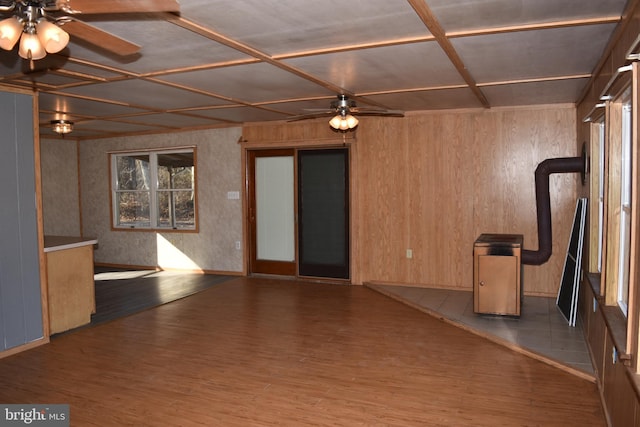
left=0, top=0, right=180, bottom=63
left=289, top=94, right=404, bottom=131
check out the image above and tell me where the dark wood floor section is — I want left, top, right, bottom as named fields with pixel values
left=1, top=277, right=605, bottom=426
left=91, top=267, right=233, bottom=325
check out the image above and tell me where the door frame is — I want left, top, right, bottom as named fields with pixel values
left=246, top=146, right=351, bottom=281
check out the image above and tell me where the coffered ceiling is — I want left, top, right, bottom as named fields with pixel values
left=0, top=0, right=630, bottom=139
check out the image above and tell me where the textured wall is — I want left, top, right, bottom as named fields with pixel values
left=78, top=127, right=243, bottom=273
left=41, top=138, right=81, bottom=236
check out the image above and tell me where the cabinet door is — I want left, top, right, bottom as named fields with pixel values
left=477, top=255, right=517, bottom=315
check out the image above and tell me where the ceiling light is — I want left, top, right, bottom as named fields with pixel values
left=0, top=17, right=22, bottom=50
left=36, top=20, right=69, bottom=54
left=19, top=28, right=45, bottom=60
left=0, top=3, right=69, bottom=62
left=51, top=120, right=73, bottom=135
left=329, top=113, right=359, bottom=131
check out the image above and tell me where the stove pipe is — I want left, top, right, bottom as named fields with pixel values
left=521, top=155, right=586, bottom=265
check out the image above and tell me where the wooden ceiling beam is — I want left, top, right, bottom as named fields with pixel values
left=447, top=16, right=620, bottom=39
left=167, top=15, right=354, bottom=99
left=407, top=0, right=490, bottom=108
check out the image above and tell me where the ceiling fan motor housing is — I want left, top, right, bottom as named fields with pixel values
left=332, top=94, right=357, bottom=112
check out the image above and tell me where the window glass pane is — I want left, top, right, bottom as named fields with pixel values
left=157, top=153, right=194, bottom=190
left=157, top=190, right=195, bottom=228
left=116, top=155, right=150, bottom=190
left=116, top=191, right=150, bottom=227
left=256, top=156, right=295, bottom=261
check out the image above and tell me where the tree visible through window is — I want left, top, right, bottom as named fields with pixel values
left=112, top=148, right=196, bottom=230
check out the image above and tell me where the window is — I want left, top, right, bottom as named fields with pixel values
left=604, top=86, right=633, bottom=316
left=111, top=148, right=196, bottom=230
left=589, top=117, right=606, bottom=274
left=617, top=97, right=632, bottom=315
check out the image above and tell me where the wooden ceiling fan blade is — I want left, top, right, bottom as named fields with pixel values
left=287, top=112, right=334, bottom=122
left=63, top=20, right=141, bottom=56
left=301, top=108, right=334, bottom=113
left=59, top=0, right=180, bottom=14
left=355, top=111, right=405, bottom=118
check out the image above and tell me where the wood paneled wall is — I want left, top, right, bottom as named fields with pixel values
left=575, top=1, right=640, bottom=425
left=243, top=105, right=579, bottom=296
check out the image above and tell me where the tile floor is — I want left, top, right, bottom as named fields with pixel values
left=366, top=284, right=594, bottom=377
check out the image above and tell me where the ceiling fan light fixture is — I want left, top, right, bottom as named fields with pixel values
left=18, top=30, right=45, bottom=60
left=329, top=113, right=359, bottom=130
left=36, top=20, right=69, bottom=53
left=0, top=16, right=22, bottom=50
left=345, top=114, right=358, bottom=129
left=329, top=114, right=343, bottom=129
left=51, top=119, right=73, bottom=135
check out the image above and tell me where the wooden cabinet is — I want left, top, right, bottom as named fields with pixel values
left=473, top=234, right=522, bottom=316
left=45, top=236, right=97, bottom=334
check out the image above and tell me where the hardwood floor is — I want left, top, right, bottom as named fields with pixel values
left=0, top=277, right=605, bottom=426
left=91, top=267, right=234, bottom=325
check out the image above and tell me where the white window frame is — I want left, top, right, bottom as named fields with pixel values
left=111, top=147, right=196, bottom=231
left=618, top=97, right=632, bottom=316
left=597, top=119, right=606, bottom=273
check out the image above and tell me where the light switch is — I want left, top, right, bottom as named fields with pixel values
left=227, top=191, right=240, bottom=200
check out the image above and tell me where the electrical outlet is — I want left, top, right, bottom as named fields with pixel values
left=235, top=241, right=241, bottom=250
left=406, top=249, right=413, bottom=259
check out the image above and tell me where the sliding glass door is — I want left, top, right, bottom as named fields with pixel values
left=297, top=149, right=350, bottom=279
left=248, top=148, right=350, bottom=280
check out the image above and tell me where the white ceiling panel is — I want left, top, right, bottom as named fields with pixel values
left=157, top=62, right=337, bottom=102
left=0, top=0, right=627, bottom=139
left=39, top=93, right=149, bottom=118
left=451, top=24, right=617, bottom=83
left=178, top=0, right=431, bottom=56
left=185, top=106, right=294, bottom=123
left=428, top=0, right=628, bottom=32
left=59, top=79, right=232, bottom=110
left=73, top=119, right=169, bottom=134
left=365, top=88, right=485, bottom=111
left=285, top=41, right=466, bottom=94
left=482, top=78, right=590, bottom=107
left=121, top=112, right=231, bottom=128
left=64, top=18, right=252, bottom=74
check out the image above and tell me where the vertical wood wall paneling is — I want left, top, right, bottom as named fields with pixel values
left=576, top=1, right=640, bottom=422
left=357, top=118, right=409, bottom=283
left=407, top=113, right=474, bottom=288
left=242, top=106, right=577, bottom=296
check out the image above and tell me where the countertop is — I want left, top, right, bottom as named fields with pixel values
left=44, top=235, right=98, bottom=253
